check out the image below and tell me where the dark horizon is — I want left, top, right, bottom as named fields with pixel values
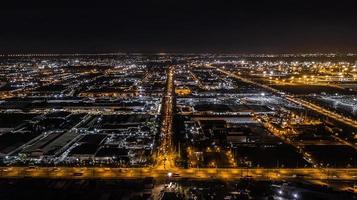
left=1, top=0, right=357, bottom=54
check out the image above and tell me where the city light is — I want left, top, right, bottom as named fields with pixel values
left=0, top=54, right=356, bottom=198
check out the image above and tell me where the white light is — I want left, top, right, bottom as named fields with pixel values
left=293, top=193, right=298, bottom=198
left=261, top=92, right=265, bottom=96
left=278, top=190, right=283, bottom=195
left=167, top=172, right=173, bottom=177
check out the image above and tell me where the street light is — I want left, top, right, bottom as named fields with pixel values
left=293, top=193, right=299, bottom=199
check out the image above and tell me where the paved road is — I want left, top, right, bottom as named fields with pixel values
left=2, top=66, right=357, bottom=190
left=156, top=67, right=176, bottom=170
left=1, top=167, right=357, bottom=182
left=216, top=67, right=357, bottom=129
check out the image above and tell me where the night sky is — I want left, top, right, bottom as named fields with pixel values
left=1, top=0, right=357, bottom=54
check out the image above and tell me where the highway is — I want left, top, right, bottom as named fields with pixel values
left=285, top=96, right=357, bottom=129
left=2, top=66, right=357, bottom=190
left=216, top=67, right=357, bottom=129
left=1, top=166, right=357, bottom=182
left=156, top=66, right=176, bottom=170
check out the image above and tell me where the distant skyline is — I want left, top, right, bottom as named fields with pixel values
left=1, top=0, right=357, bottom=54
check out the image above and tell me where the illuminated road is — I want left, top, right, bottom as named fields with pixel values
left=156, top=66, right=176, bottom=170
left=1, top=167, right=357, bottom=182
left=285, top=96, right=357, bottom=129
left=2, top=66, right=357, bottom=192
left=216, top=67, right=357, bottom=129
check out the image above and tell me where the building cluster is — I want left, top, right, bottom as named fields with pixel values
left=0, top=54, right=356, bottom=170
